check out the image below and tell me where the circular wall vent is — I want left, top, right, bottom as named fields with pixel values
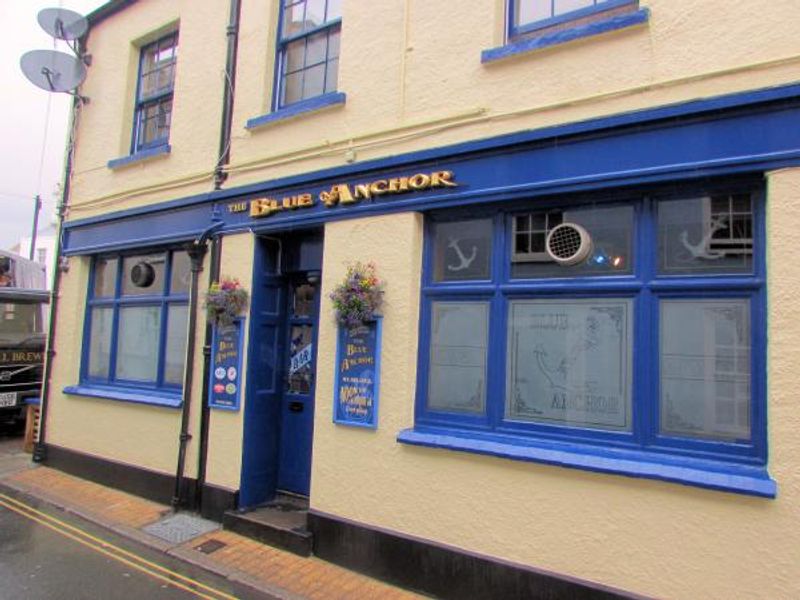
left=130, top=261, right=156, bottom=288
left=546, top=223, right=593, bottom=266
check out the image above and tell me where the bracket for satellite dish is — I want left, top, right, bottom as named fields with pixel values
left=37, top=8, right=90, bottom=61
left=20, top=49, right=90, bottom=104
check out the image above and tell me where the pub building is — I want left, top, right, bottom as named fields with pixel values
left=37, top=1, right=800, bottom=598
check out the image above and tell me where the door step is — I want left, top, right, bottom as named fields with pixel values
left=222, top=494, right=313, bottom=557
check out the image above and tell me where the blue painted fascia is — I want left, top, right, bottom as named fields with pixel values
left=483, top=8, right=650, bottom=64
left=65, top=81, right=800, bottom=233
left=246, top=92, right=346, bottom=130
left=63, top=384, right=182, bottom=408
left=397, top=428, right=777, bottom=498
left=107, top=144, right=171, bottom=170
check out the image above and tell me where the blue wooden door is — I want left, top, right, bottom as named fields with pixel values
left=276, top=275, right=319, bottom=496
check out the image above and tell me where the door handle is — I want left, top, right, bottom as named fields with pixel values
left=289, top=401, right=304, bottom=413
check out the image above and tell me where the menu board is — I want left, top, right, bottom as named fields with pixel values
left=208, top=320, right=243, bottom=411
left=334, top=320, right=381, bottom=428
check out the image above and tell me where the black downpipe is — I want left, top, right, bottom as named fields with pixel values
left=33, top=96, right=82, bottom=463
left=213, top=0, right=242, bottom=190
left=172, top=223, right=221, bottom=510
left=194, top=235, right=222, bottom=512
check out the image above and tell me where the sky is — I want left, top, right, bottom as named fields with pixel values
left=0, top=0, right=106, bottom=251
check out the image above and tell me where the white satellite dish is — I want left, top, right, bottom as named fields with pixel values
left=37, top=7, right=88, bottom=41
left=20, top=49, right=87, bottom=94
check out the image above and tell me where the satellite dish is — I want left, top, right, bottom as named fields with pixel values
left=37, top=7, right=88, bottom=41
left=20, top=49, right=87, bottom=94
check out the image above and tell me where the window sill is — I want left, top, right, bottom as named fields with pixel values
left=481, top=8, right=650, bottom=64
left=397, top=428, right=776, bottom=498
left=246, top=92, right=346, bottom=130
left=107, top=144, right=171, bottom=170
left=63, top=384, right=182, bottom=408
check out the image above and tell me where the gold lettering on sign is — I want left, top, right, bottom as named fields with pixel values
left=249, top=170, right=458, bottom=218
left=228, top=202, right=248, bottom=213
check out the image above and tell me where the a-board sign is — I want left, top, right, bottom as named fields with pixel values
left=208, top=320, right=243, bottom=411
left=333, top=319, right=381, bottom=428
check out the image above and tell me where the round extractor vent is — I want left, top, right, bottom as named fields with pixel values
left=130, top=261, right=156, bottom=288
left=546, top=223, right=593, bottom=266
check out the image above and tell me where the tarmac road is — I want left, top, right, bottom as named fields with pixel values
left=0, top=435, right=274, bottom=600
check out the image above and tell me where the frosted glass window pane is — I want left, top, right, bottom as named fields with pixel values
left=432, top=219, right=493, bottom=282
left=506, top=299, right=632, bottom=431
left=93, top=258, right=117, bottom=297
left=169, top=251, right=191, bottom=295
left=164, top=305, right=188, bottom=385
left=658, top=195, right=753, bottom=274
left=428, top=302, right=488, bottom=414
left=88, top=308, right=113, bottom=379
left=116, top=306, right=160, bottom=382
left=660, top=299, right=751, bottom=441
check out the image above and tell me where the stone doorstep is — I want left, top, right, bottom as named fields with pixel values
left=223, top=495, right=313, bottom=557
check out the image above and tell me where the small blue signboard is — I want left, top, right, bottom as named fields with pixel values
left=208, top=320, right=243, bottom=411
left=333, top=319, right=381, bottom=428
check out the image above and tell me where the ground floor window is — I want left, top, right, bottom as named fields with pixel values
left=82, top=249, right=191, bottom=395
left=417, top=185, right=765, bottom=465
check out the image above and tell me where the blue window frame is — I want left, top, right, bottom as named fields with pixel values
left=132, top=32, right=178, bottom=153
left=274, top=0, right=341, bottom=109
left=509, top=0, right=636, bottom=39
left=415, top=185, right=767, bottom=475
left=81, top=250, right=191, bottom=401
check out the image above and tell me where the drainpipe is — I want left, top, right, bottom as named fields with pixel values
left=213, top=0, right=242, bottom=190
left=194, top=232, right=222, bottom=513
left=33, top=96, right=82, bottom=463
left=172, top=221, right=222, bottom=510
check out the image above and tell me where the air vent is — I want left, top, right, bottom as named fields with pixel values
left=546, top=223, right=593, bottom=266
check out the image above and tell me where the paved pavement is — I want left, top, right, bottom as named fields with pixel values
left=0, top=435, right=424, bottom=600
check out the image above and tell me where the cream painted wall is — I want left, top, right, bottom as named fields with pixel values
left=68, top=0, right=229, bottom=220
left=309, top=193, right=800, bottom=599
left=46, top=251, right=211, bottom=478
left=66, top=1, right=800, bottom=219
left=203, top=233, right=253, bottom=490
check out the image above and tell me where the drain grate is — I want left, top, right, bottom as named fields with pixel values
left=142, top=513, right=219, bottom=544
left=194, top=538, right=227, bottom=555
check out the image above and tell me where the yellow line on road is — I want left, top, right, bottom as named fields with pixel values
left=0, top=492, right=239, bottom=600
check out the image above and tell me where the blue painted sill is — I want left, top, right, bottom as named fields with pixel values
left=397, top=428, right=777, bottom=498
left=107, top=144, right=171, bottom=170
left=482, top=8, right=650, bottom=63
left=63, top=384, right=182, bottom=408
left=246, top=92, right=346, bottom=130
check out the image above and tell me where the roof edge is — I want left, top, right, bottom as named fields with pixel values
left=87, top=0, right=138, bottom=28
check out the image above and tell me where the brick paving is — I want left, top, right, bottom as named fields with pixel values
left=2, top=466, right=424, bottom=600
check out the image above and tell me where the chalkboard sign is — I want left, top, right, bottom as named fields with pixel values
left=208, top=320, right=243, bottom=411
left=333, top=319, right=382, bottom=428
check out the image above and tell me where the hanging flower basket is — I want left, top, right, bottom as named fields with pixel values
left=205, top=278, right=249, bottom=327
left=329, top=262, right=384, bottom=329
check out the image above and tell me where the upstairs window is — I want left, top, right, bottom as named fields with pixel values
left=275, top=0, right=341, bottom=109
left=133, top=32, right=178, bottom=152
left=509, top=0, right=636, bottom=40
